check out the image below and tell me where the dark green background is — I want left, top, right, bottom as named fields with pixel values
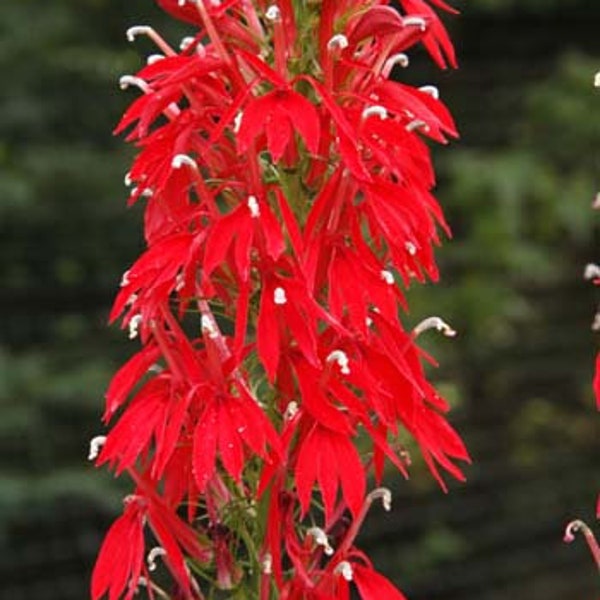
left=1, top=1, right=598, bottom=598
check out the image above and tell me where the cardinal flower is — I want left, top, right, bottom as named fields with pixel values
left=95, top=1, right=467, bottom=598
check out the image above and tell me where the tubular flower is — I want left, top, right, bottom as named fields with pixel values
left=93, top=1, right=468, bottom=598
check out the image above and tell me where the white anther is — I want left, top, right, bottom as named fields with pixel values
left=148, top=364, right=163, bottom=374
left=327, top=34, right=349, bottom=51
left=180, top=36, right=196, bottom=51
left=362, top=105, right=388, bottom=120
left=124, top=172, right=133, bottom=187
left=367, top=487, right=392, bottom=512
left=88, top=435, right=106, bottom=461
left=262, top=553, right=273, bottom=574
left=119, top=75, right=149, bottom=92
left=380, top=270, right=394, bottom=285
left=120, top=270, right=131, bottom=287
left=233, top=111, right=243, bottom=133
left=265, top=5, right=281, bottom=21
left=419, top=85, right=439, bottom=99
left=335, top=561, right=353, bottom=581
left=128, top=314, right=143, bottom=339
left=406, top=119, right=429, bottom=133
left=405, top=241, right=417, bottom=255
left=592, top=312, right=600, bottom=332
left=584, top=263, right=600, bottom=280
left=147, top=54, right=165, bottom=65
left=307, top=527, right=334, bottom=556
left=594, top=72, right=600, bottom=88
left=284, top=401, right=299, bottom=420
left=172, top=154, right=198, bottom=170
left=365, top=316, right=373, bottom=327
left=141, top=188, right=153, bottom=198
left=274, top=287, right=287, bottom=305
left=326, top=350, right=350, bottom=375
left=385, top=53, right=409, bottom=71
left=201, top=315, right=219, bottom=339
left=247, top=195, right=260, bottom=218
left=413, top=316, right=456, bottom=338
left=403, top=16, right=427, bottom=31
left=125, top=293, right=138, bottom=307
left=126, top=26, right=153, bottom=43
left=563, top=519, right=591, bottom=543
left=147, top=547, right=167, bottom=572
left=175, top=272, right=185, bottom=291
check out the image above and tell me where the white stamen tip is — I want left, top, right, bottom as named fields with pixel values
left=406, top=119, right=429, bottom=133
left=563, top=519, right=589, bottom=543
left=274, top=287, right=287, bottom=305
left=591, top=312, right=600, bottom=332
left=147, top=54, right=165, bottom=65
left=413, top=316, right=456, bottom=338
left=335, top=561, right=354, bottom=581
left=262, top=553, right=273, bottom=574
left=126, top=26, right=152, bottom=43
left=405, top=241, right=417, bottom=255
left=119, top=75, right=148, bottom=92
left=265, top=5, right=281, bottom=21
left=180, top=36, right=196, bottom=51
left=362, top=105, right=388, bottom=120
left=381, top=270, right=395, bottom=285
left=128, top=314, right=143, bottom=339
left=403, top=16, right=427, bottom=31
left=233, top=111, right=243, bottom=133
left=584, top=263, right=600, bottom=281
left=172, top=154, right=198, bottom=170
left=386, top=53, right=410, bottom=70
left=124, top=172, right=133, bottom=187
left=201, top=315, right=219, bottom=339
left=125, top=293, right=138, bottom=307
left=284, top=401, right=299, bottom=420
left=120, top=270, right=131, bottom=287
left=247, top=195, right=260, bottom=218
left=307, top=527, right=334, bottom=556
left=327, top=34, right=349, bottom=51
left=147, top=547, right=167, bottom=572
left=594, top=72, right=600, bottom=88
left=368, top=487, right=393, bottom=512
left=88, top=435, right=107, bottom=461
left=326, top=350, right=350, bottom=375
left=419, top=85, right=439, bottom=100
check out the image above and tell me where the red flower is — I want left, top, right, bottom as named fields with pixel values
left=91, top=498, right=145, bottom=600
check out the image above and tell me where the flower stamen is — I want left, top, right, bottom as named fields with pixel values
left=88, top=435, right=107, bottom=461
left=413, top=316, right=456, bottom=338
left=307, top=527, right=334, bottom=556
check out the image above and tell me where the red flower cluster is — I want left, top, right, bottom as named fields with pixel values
left=91, top=1, right=469, bottom=598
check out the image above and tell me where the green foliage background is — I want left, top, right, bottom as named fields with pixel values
left=0, top=1, right=598, bottom=598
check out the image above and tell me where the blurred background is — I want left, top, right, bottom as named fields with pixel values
left=0, top=0, right=598, bottom=598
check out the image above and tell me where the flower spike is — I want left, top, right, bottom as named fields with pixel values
left=95, top=1, right=467, bottom=597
